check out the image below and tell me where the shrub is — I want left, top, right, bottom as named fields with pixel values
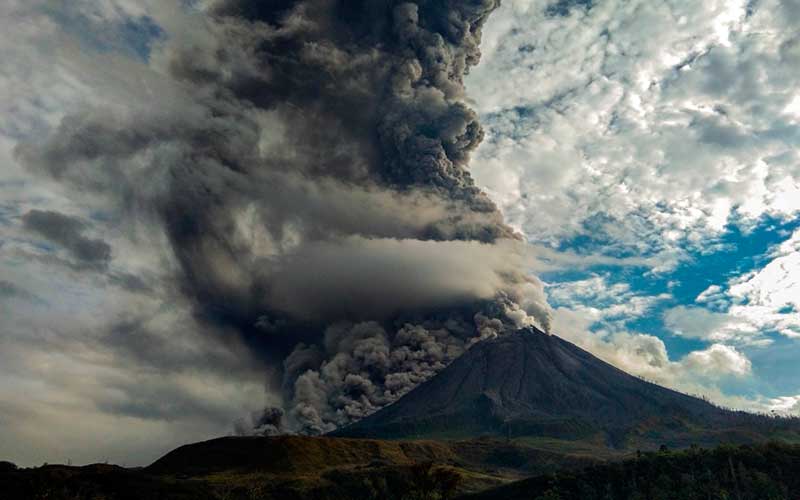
left=0, top=461, right=18, bottom=473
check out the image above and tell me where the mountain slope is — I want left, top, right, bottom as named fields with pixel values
left=335, top=327, right=787, bottom=448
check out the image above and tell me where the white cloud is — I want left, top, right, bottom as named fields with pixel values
left=726, top=230, right=800, bottom=337
left=553, top=307, right=753, bottom=397
left=766, top=395, right=800, bottom=416
left=683, top=228, right=800, bottom=342
left=663, top=305, right=766, bottom=345
left=682, top=343, right=752, bottom=377
left=548, top=274, right=753, bottom=397
left=467, top=0, right=800, bottom=258
left=547, top=274, right=671, bottom=323
left=548, top=274, right=761, bottom=410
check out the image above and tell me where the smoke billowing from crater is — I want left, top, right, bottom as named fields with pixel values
left=16, top=0, right=551, bottom=433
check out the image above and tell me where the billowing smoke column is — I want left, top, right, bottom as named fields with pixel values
left=17, top=0, right=551, bottom=433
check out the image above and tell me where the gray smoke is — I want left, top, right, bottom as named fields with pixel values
left=287, top=302, right=535, bottom=434
left=235, top=406, right=286, bottom=436
left=21, top=210, right=112, bottom=270
left=16, top=0, right=552, bottom=433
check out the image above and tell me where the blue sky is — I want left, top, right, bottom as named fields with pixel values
left=44, top=5, right=163, bottom=60
left=541, top=215, right=800, bottom=396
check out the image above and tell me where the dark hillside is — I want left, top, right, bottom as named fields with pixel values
left=0, top=435, right=604, bottom=500
left=463, top=441, right=800, bottom=500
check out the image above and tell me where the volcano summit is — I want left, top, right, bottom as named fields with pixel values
left=337, top=327, right=796, bottom=450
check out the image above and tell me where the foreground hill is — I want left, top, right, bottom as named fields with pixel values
left=337, top=328, right=800, bottom=450
left=145, top=435, right=604, bottom=494
left=5, top=441, right=800, bottom=499
left=0, top=436, right=602, bottom=500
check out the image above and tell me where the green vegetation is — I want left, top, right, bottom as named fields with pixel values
left=466, top=441, right=800, bottom=500
left=0, top=461, right=480, bottom=500
left=0, top=463, right=216, bottom=500
left=0, top=460, right=18, bottom=473
left=5, top=439, right=800, bottom=499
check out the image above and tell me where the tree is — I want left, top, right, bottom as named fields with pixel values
left=536, top=488, right=563, bottom=500
left=401, top=462, right=463, bottom=500
left=0, top=461, right=17, bottom=473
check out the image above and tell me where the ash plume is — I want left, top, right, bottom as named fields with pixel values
left=16, top=0, right=551, bottom=433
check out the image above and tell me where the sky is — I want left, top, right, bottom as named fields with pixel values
left=466, top=0, right=800, bottom=409
left=0, top=0, right=799, bottom=467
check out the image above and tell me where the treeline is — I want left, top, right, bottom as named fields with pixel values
left=6, top=442, right=800, bottom=500
left=0, top=460, right=465, bottom=500
left=465, top=441, right=800, bottom=500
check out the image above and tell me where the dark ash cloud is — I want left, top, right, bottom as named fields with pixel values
left=21, top=210, right=111, bottom=269
left=15, top=0, right=552, bottom=434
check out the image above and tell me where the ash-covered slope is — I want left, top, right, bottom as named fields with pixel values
left=336, top=328, right=773, bottom=448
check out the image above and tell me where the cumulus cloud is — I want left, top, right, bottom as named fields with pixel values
left=725, top=229, right=800, bottom=338
left=467, top=0, right=800, bottom=259
left=663, top=305, right=764, bottom=345
left=547, top=274, right=672, bottom=330
left=552, top=307, right=754, bottom=403
left=664, top=228, right=800, bottom=345
left=682, top=344, right=752, bottom=377
left=546, top=271, right=763, bottom=413
left=767, top=395, right=800, bottom=417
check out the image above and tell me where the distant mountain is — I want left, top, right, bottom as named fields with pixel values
left=336, top=327, right=795, bottom=449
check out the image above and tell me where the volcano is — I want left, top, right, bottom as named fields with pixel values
left=5, top=329, right=800, bottom=500
left=336, top=327, right=783, bottom=449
